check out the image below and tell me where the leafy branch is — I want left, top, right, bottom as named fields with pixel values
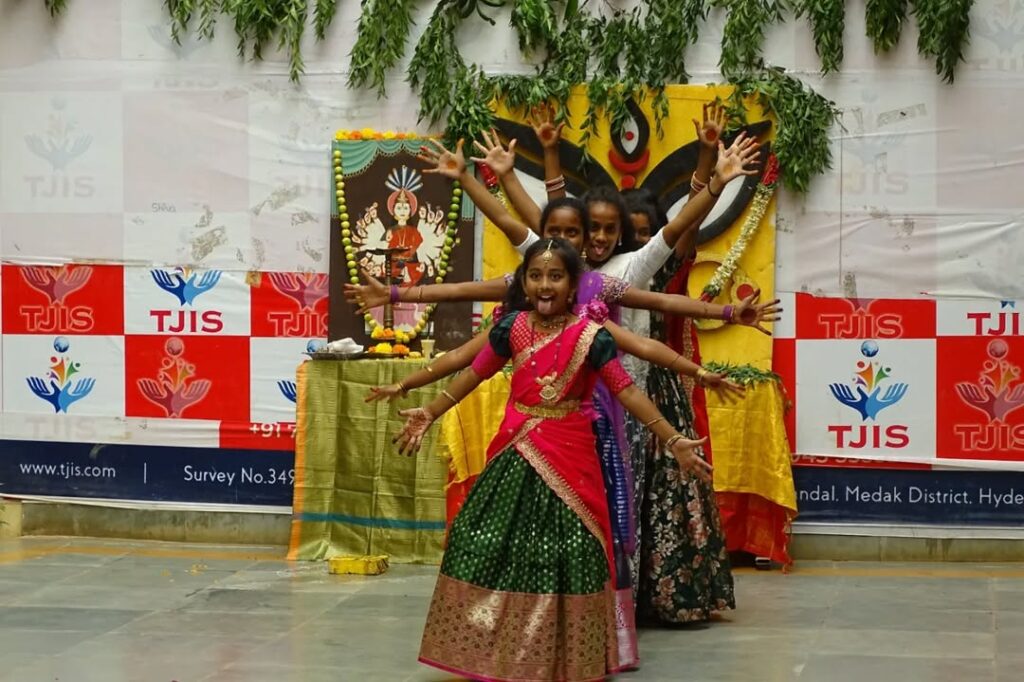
left=865, top=0, right=908, bottom=53
left=727, top=64, right=842, bottom=194
left=712, top=0, right=788, bottom=78
left=793, top=0, right=845, bottom=74
left=912, top=0, right=974, bottom=83
left=348, top=0, right=417, bottom=96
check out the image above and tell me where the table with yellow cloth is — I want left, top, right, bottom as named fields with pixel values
left=287, top=359, right=452, bottom=564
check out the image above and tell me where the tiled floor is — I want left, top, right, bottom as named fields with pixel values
left=0, top=537, right=1021, bottom=681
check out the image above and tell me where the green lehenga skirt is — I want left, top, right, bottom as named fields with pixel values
left=419, top=448, right=614, bottom=682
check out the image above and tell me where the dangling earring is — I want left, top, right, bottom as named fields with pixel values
left=617, top=236, right=622, bottom=246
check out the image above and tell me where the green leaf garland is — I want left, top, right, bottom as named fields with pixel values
left=713, top=0, right=788, bottom=78
left=865, top=0, right=908, bottom=53
left=349, top=0, right=417, bottom=96
left=702, top=361, right=785, bottom=386
left=794, top=0, right=845, bottom=74
left=727, top=65, right=841, bottom=194
left=912, top=0, right=974, bottom=83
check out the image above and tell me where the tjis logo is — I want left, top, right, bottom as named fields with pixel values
left=23, top=97, right=96, bottom=199
left=26, top=337, right=96, bottom=413
left=266, top=272, right=329, bottom=337
left=136, top=337, right=211, bottom=418
left=953, top=339, right=1024, bottom=452
left=276, top=340, right=324, bottom=403
left=827, top=341, right=910, bottom=449
left=19, top=265, right=95, bottom=332
left=150, top=267, right=223, bottom=333
left=818, top=298, right=904, bottom=338
left=966, top=300, right=1021, bottom=336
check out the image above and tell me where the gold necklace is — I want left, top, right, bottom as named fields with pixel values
left=529, top=315, right=567, bottom=404
left=536, top=313, right=567, bottom=330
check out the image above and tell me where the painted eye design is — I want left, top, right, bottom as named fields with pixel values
left=610, top=99, right=650, bottom=163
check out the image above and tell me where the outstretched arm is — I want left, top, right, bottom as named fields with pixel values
left=344, top=270, right=507, bottom=313
left=602, top=321, right=743, bottom=402
left=613, top=384, right=712, bottom=482
left=418, top=137, right=535, bottom=250
left=530, top=104, right=567, bottom=201
left=475, top=130, right=543, bottom=233
left=656, top=133, right=761, bottom=252
left=365, top=332, right=489, bottom=403
left=393, top=365, right=488, bottom=456
left=674, top=101, right=726, bottom=258
left=619, top=286, right=782, bottom=336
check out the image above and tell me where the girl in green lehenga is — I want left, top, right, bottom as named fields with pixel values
left=392, top=238, right=710, bottom=681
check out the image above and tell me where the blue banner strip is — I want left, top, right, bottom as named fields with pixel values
left=0, top=439, right=295, bottom=506
left=794, top=465, right=1024, bottom=526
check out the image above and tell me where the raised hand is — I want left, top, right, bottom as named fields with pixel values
left=528, top=103, right=564, bottom=150
left=394, top=407, right=435, bottom=456
left=714, top=132, right=762, bottom=184
left=366, top=384, right=405, bottom=403
left=694, top=100, right=727, bottom=149
left=343, top=268, right=389, bottom=314
left=471, top=129, right=517, bottom=177
left=732, top=288, right=783, bottom=335
left=418, top=139, right=466, bottom=180
left=668, top=435, right=713, bottom=483
left=701, top=372, right=746, bottom=403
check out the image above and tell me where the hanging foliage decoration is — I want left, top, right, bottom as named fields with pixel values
left=911, top=0, right=974, bottom=83
left=713, top=0, right=788, bottom=78
left=726, top=65, right=841, bottom=194
left=865, top=0, right=909, bottom=53
left=41, top=0, right=974, bottom=193
left=348, top=0, right=417, bottom=96
left=793, top=0, right=846, bottom=74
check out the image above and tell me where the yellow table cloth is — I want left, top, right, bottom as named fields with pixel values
left=287, top=359, right=451, bottom=564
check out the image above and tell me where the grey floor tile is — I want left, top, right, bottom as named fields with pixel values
left=814, top=629, right=995, bottom=659
left=800, top=654, right=996, bottom=682
left=176, top=586, right=349, bottom=615
left=0, top=606, right=146, bottom=632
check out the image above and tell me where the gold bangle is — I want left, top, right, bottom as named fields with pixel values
left=397, top=380, right=409, bottom=395
left=696, top=367, right=708, bottom=385
left=416, top=286, right=424, bottom=302
left=441, top=390, right=458, bottom=405
left=669, top=353, right=683, bottom=372
left=664, top=434, right=683, bottom=449
left=645, top=417, right=665, bottom=428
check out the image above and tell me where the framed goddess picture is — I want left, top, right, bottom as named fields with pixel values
left=328, top=131, right=476, bottom=351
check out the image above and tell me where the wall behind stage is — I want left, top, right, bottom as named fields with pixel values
left=1, top=1, right=1023, bottom=516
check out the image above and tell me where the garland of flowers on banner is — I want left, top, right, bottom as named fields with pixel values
left=333, top=128, right=464, bottom=355
left=700, top=153, right=780, bottom=302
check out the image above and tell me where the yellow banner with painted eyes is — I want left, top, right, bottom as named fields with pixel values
left=484, top=83, right=777, bottom=371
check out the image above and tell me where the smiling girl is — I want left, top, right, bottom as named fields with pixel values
left=393, top=239, right=709, bottom=681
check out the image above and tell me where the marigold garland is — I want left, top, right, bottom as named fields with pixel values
left=334, top=129, right=463, bottom=341
left=700, top=154, right=780, bottom=303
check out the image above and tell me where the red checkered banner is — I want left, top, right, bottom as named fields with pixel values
left=1, top=263, right=322, bottom=453
left=773, top=293, right=1024, bottom=470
